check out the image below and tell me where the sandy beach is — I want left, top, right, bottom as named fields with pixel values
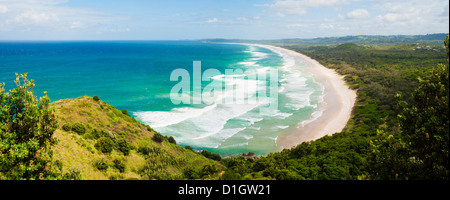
left=251, top=44, right=357, bottom=151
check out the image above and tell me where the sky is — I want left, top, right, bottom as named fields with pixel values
left=0, top=0, right=448, bottom=40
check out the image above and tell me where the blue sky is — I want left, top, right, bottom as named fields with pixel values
left=0, top=0, right=448, bottom=40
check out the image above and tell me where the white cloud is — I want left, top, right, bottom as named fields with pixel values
left=236, top=17, right=248, bottom=21
left=0, top=0, right=128, bottom=33
left=319, top=24, right=334, bottom=29
left=15, top=11, right=60, bottom=24
left=268, top=0, right=359, bottom=16
left=283, top=23, right=309, bottom=28
left=70, top=21, right=85, bottom=29
left=375, top=0, right=448, bottom=26
left=346, top=9, right=370, bottom=19
left=0, top=4, right=8, bottom=13
left=206, top=17, right=218, bottom=23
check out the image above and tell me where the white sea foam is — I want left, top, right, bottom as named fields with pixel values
left=137, top=43, right=327, bottom=154
left=297, top=106, right=326, bottom=128
left=275, top=125, right=289, bottom=129
left=219, top=142, right=249, bottom=149
left=242, top=134, right=254, bottom=140
left=134, top=104, right=217, bottom=128
left=249, top=126, right=261, bottom=130
left=238, top=61, right=258, bottom=67
left=238, top=117, right=264, bottom=126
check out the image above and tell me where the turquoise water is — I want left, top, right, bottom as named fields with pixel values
left=0, top=41, right=324, bottom=156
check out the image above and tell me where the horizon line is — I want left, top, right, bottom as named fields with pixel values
left=0, top=33, right=448, bottom=42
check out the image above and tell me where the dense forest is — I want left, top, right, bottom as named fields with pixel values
left=219, top=36, right=449, bottom=180
left=203, top=33, right=449, bottom=46
left=1, top=35, right=448, bottom=180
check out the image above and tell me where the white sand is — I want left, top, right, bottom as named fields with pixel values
left=250, top=44, right=357, bottom=151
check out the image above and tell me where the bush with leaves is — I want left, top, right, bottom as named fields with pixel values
left=167, top=136, right=176, bottom=144
left=0, top=73, right=79, bottom=180
left=71, top=123, right=86, bottom=135
left=116, top=138, right=131, bottom=156
left=113, top=158, right=126, bottom=173
left=95, top=137, right=114, bottom=154
left=93, top=158, right=109, bottom=171
left=152, top=132, right=165, bottom=143
left=201, top=150, right=221, bottom=161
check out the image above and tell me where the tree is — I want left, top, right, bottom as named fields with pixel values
left=369, top=36, right=449, bottom=180
left=397, top=62, right=449, bottom=179
left=396, top=36, right=449, bottom=179
left=0, top=73, right=79, bottom=180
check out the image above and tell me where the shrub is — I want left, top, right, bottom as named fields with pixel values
left=122, top=109, right=129, bottom=116
left=95, top=137, right=114, bottom=154
left=185, top=146, right=193, bottom=151
left=201, top=150, right=221, bottom=161
left=72, top=123, right=86, bottom=135
left=220, top=169, right=242, bottom=180
left=168, top=136, right=176, bottom=144
left=93, top=158, right=109, bottom=171
left=93, top=95, right=100, bottom=101
left=62, top=124, right=71, bottom=132
left=200, top=164, right=220, bottom=178
left=152, top=132, right=165, bottom=143
left=113, top=158, right=126, bottom=173
left=138, top=145, right=152, bottom=155
left=116, top=138, right=131, bottom=156
left=183, top=167, right=200, bottom=180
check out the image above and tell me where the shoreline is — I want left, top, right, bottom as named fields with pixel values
left=250, top=43, right=357, bottom=151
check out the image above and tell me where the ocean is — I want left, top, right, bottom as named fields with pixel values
left=0, top=41, right=324, bottom=156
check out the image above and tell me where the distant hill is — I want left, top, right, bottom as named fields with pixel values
left=50, top=96, right=223, bottom=180
left=201, top=33, right=449, bottom=46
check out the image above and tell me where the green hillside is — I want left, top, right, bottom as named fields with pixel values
left=50, top=96, right=224, bottom=180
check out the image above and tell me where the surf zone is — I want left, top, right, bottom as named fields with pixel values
left=170, top=61, right=279, bottom=115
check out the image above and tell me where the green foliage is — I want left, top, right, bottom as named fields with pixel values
left=95, top=137, right=114, bottom=154
left=137, top=145, right=153, bottom=155
left=121, top=109, right=129, bottom=116
left=398, top=64, right=448, bottom=179
left=368, top=36, right=449, bottom=180
left=225, top=37, right=448, bottom=180
left=0, top=73, right=79, bottom=180
left=183, top=166, right=200, bottom=179
left=93, top=95, right=100, bottom=101
left=93, top=158, right=109, bottom=171
left=116, top=138, right=131, bottom=156
left=201, top=150, right=221, bottom=161
left=62, top=124, right=71, bottom=132
left=167, top=136, right=176, bottom=144
left=113, top=158, right=126, bottom=173
left=72, top=123, right=86, bottom=135
left=151, top=132, right=165, bottom=143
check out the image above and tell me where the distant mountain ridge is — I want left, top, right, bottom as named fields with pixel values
left=201, top=33, right=449, bottom=46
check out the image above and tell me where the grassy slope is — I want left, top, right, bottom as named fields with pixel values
left=50, top=96, right=223, bottom=180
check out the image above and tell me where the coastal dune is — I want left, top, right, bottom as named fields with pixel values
left=254, top=44, right=357, bottom=151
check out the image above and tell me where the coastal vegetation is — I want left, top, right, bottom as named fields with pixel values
left=1, top=79, right=224, bottom=180
left=1, top=34, right=448, bottom=180
left=219, top=35, right=449, bottom=180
